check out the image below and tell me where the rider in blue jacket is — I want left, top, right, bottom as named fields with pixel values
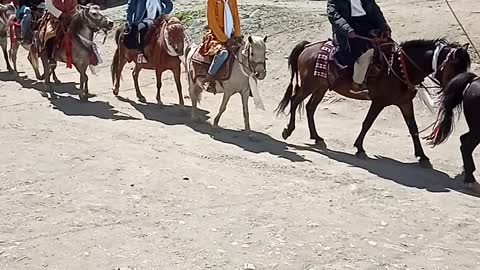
left=126, top=0, right=173, bottom=63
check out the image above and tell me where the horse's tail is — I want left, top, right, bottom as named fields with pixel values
left=425, top=72, right=477, bottom=146
left=275, top=40, right=310, bottom=115
left=111, top=27, right=123, bottom=85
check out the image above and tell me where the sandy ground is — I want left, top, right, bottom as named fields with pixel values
left=2, top=0, right=480, bottom=269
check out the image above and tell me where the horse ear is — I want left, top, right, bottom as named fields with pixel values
left=248, top=36, right=253, bottom=44
left=263, top=35, right=268, bottom=42
left=462, top=43, right=470, bottom=50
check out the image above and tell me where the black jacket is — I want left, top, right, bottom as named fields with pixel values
left=327, top=0, right=390, bottom=51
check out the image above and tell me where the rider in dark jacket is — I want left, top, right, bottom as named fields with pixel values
left=17, top=0, right=43, bottom=43
left=327, top=0, right=391, bottom=93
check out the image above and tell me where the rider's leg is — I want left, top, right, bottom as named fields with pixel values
left=136, top=21, right=149, bottom=63
left=20, top=7, right=31, bottom=42
left=204, top=49, right=229, bottom=94
left=352, top=48, right=374, bottom=93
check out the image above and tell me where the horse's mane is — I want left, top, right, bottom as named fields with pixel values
left=400, top=38, right=448, bottom=51
left=69, top=10, right=84, bottom=37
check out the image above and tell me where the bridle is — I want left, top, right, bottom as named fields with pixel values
left=235, top=40, right=266, bottom=78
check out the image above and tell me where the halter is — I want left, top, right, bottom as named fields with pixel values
left=162, top=19, right=183, bottom=57
left=235, top=40, right=266, bottom=78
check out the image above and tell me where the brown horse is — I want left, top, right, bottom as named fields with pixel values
left=111, top=16, right=185, bottom=106
left=276, top=38, right=470, bottom=167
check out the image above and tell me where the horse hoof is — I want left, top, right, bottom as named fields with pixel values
left=282, top=129, right=290, bottom=140
left=314, top=139, right=327, bottom=149
left=40, top=92, right=48, bottom=98
left=49, top=94, right=58, bottom=100
left=356, top=151, right=368, bottom=160
left=465, top=182, right=480, bottom=193
left=138, top=96, right=147, bottom=103
left=419, top=159, right=433, bottom=169
left=113, top=88, right=119, bottom=96
left=80, top=95, right=88, bottom=102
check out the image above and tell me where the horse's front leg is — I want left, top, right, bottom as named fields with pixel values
left=132, top=65, right=146, bottom=103
left=240, top=89, right=251, bottom=132
left=155, top=70, right=163, bottom=106
left=52, top=68, right=61, bottom=84
left=397, top=101, right=432, bottom=168
left=353, top=101, right=385, bottom=158
left=172, top=65, right=184, bottom=108
left=2, top=39, right=13, bottom=72
left=213, top=90, right=233, bottom=127
left=76, top=65, right=88, bottom=102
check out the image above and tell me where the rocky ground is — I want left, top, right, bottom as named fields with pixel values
left=1, top=0, right=480, bottom=269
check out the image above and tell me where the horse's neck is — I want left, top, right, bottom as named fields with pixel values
left=70, top=15, right=94, bottom=46
left=402, top=50, right=434, bottom=85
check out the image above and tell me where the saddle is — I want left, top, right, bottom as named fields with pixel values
left=123, top=17, right=168, bottom=62
left=189, top=47, right=236, bottom=83
left=314, top=39, right=387, bottom=88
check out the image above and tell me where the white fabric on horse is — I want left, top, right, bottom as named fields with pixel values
left=223, top=0, right=234, bottom=39
left=417, top=78, right=439, bottom=115
left=249, top=76, right=265, bottom=111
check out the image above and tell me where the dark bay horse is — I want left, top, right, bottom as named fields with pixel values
left=277, top=38, right=470, bottom=167
left=111, top=16, right=185, bottom=106
left=425, top=72, right=480, bottom=191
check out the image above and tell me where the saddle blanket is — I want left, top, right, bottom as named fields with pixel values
left=314, top=40, right=335, bottom=78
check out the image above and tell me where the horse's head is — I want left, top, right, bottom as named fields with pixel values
left=435, top=42, right=471, bottom=87
left=163, top=17, right=185, bottom=56
left=0, top=3, right=16, bottom=30
left=243, top=35, right=268, bottom=80
left=78, top=4, right=114, bottom=32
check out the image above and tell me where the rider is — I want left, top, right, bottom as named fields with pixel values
left=17, top=0, right=43, bottom=44
left=43, top=0, right=78, bottom=65
left=126, top=0, right=173, bottom=63
left=327, top=0, right=391, bottom=94
left=201, top=0, right=242, bottom=94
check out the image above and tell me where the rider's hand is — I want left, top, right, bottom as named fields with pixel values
left=347, top=31, right=357, bottom=39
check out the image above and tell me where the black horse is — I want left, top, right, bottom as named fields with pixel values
left=426, top=72, right=480, bottom=191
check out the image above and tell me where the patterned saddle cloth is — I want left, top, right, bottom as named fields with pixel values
left=189, top=47, right=236, bottom=83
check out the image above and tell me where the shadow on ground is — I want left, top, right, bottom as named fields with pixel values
left=291, top=144, right=480, bottom=198
left=117, top=96, right=309, bottom=162
left=51, top=95, right=140, bottom=120
left=0, top=71, right=78, bottom=95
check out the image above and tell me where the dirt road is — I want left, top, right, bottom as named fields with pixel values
left=1, top=0, right=480, bottom=269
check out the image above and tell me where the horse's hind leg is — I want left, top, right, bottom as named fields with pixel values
left=397, top=101, right=431, bottom=168
left=27, top=50, right=44, bottom=80
left=353, top=101, right=385, bottom=158
left=213, top=91, right=233, bottom=127
left=155, top=70, right=163, bottom=105
left=132, top=65, right=146, bottom=103
left=172, top=65, right=184, bottom=108
left=306, top=86, right=328, bottom=146
left=189, top=83, right=202, bottom=122
left=460, top=131, right=480, bottom=185
left=2, top=38, right=13, bottom=72
left=282, top=85, right=311, bottom=140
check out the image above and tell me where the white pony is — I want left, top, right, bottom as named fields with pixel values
left=185, top=35, right=268, bottom=132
